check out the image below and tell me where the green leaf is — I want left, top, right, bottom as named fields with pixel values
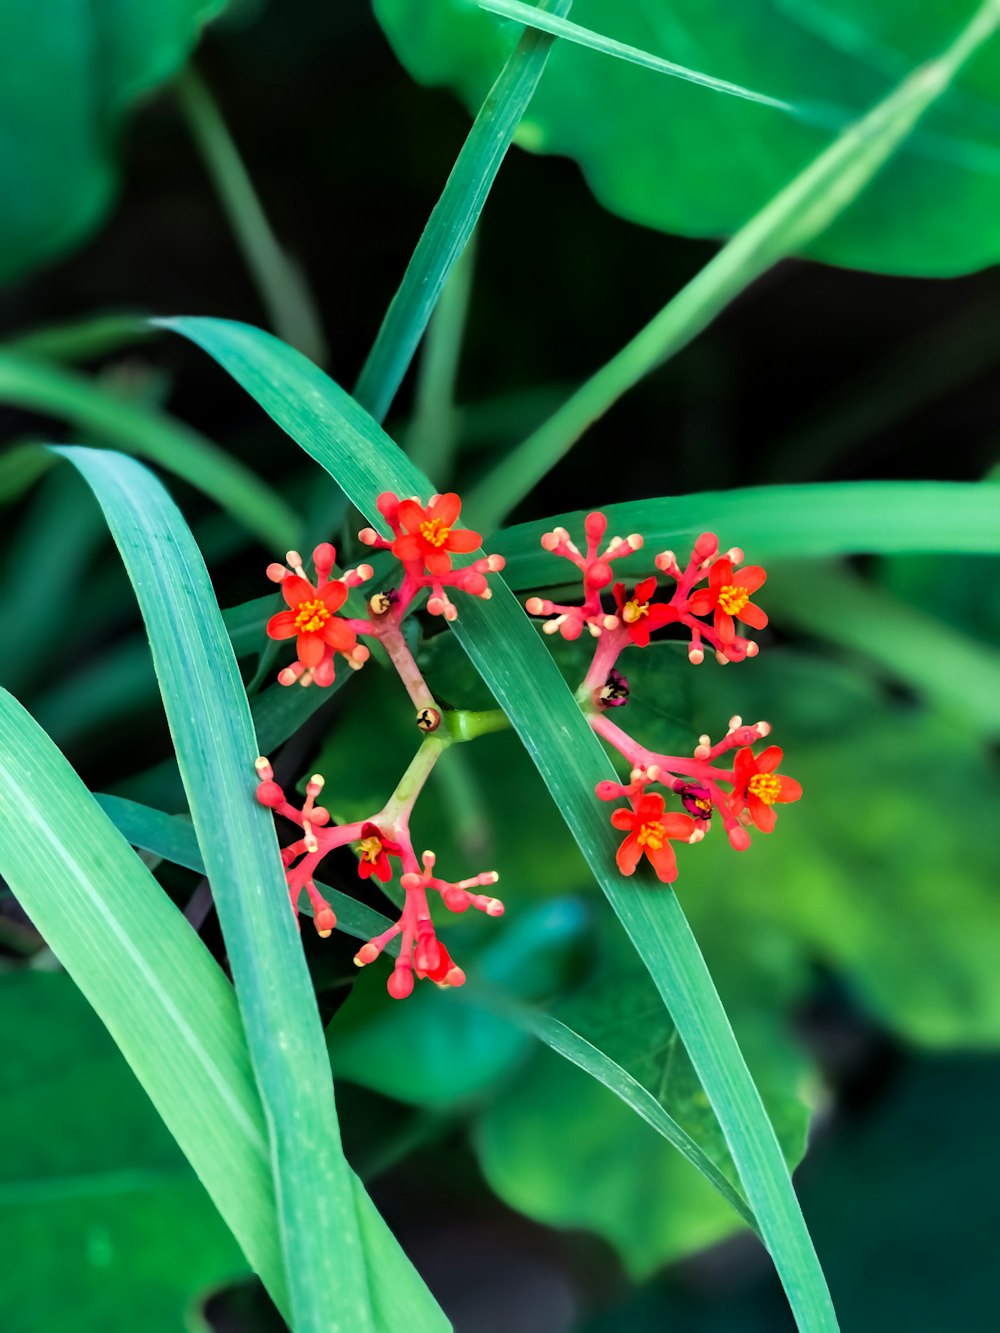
left=461, top=3, right=1000, bottom=529
left=0, top=972, right=248, bottom=1333
left=376, top=0, right=1000, bottom=276
left=494, top=483, right=1000, bottom=589
left=0, top=1, right=225, bottom=281
left=355, top=0, right=571, bottom=421
left=56, top=446, right=443, bottom=1333
left=0, top=351, right=299, bottom=549
left=162, top=316, right=838, bottom=1332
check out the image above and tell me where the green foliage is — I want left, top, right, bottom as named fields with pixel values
left=0, top=973, right=247, bottom=1332
left=374, top=0, right=1000, bottom=276
left=0, top=0, right=225, bottom=281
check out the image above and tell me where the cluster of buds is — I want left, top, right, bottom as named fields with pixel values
left=358, top=491, right=505, bottom=622
left=254, top=758, right=503, bottom=999
left=526, top=512, right=767, bottom=665
left=265, top=542, right=371, bottom=687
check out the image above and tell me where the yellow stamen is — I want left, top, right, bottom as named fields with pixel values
left=717, top=584, right=750, bottom=616
left=636, top=820, right=665, bottom=851
left=693, top=798, right=711, bottom=814
left=294, top=599, right=331, bottom=634
left=622, top=598, right=649, bottom=624
left=419, top=517, right=451, bottom=548
left=358, top=835, right=383, bottom=863
left=748, top=772, right=782, bottom=805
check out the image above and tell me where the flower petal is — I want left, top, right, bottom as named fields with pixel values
left=635, top=793, right=665, bottom=821
left=445, top=528, right=481, bottom=554
left=610, top=808, right=637, bottom=831
left=635, top=576, right=657, bottom=603
left=281, top=575, right=317, bottom=608
left=646, top=604, right=679, bottom=630
left=755, top=745, right=784, bottom=774
left=357, top=859, right=373, bottom=880
left=628, top=623, right=652, bottom=647
left=748, top=794, right=777, bottom=833
left=733, top=747, right=756, bottom=790
left=737, top=565, right=767, bottom=594
left=687, top=589, right=714, bottom=615
left=297, top=632, right=325, bottom=668
left=612, top=582, right=626, bottom=612
left=662, top=813, right=697, bottom=839
left=429, top=492, right=462, bottom=526
left=738, top=601, right=768, bottom=630
left=777, top=776, right=803, bottom=803
left=647, top=840, right=679, bottom=883
left=397, top=499, right=426, bottom=533
left=616, top=833, right=643, bottom=875
left=392, top=533, right=423, bottom=563
left=425, top=549, right=452, bottom=575
left=266, top=610, right=298, bottom=640
left=321, top=619, right=355, bottom=651
left=321, top=580, right=348, bottom=612
left=709, top=558, right=732, bottom=594
left=714, top=609, right=736, bottom=643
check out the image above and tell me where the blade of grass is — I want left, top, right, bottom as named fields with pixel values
left=353, top=0, right=571, bottom=423
left=494, top=483, right=1000, bottom=590
left=0, top=351, right=299, bottom=549
left=0, top=689, right=290, bottom=1316
left=55, top=446, right=440, bottom=1333
left=406, top=229, right=478, bottom=481
left=176, top=68, right=327, bottom=366
left=477, top=0, right=793, bottom=110
left=3, top=311, right=156, bottom=362
left=464, top=0, right=1000, bottom=532
left=0, top=695, right=441, bottom=1331
left=162, top=317, right=838, bottom=1330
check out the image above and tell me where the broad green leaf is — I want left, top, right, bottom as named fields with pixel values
left=375, top=0, right=1000, bottom=276
left=355, top=0, right=571, bottom=422
left=462, top=4, right=1000, bottom=529
left=0, top=689, right=445, bottom=1332
left=0, top=1, right=225, bottom=281
left=0, top=973, right=247, bottom=1333
left=0, top=352, right=299, bottom=549
left=56, top=447, right=443, bottom=1333
left=163, top=316, right=838, bottom=1332
left=494, top=483, right=1000, bottom=588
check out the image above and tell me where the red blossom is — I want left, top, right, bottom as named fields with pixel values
left=688, top=557, right=768, bottom=644
left=730, top=746, right=802, bottom=833
left=391, top=492, right=481, bottom=575
left=356, top=822, right=403, bottom=882
left=610, top=792, right=696, bottom=883
left=612, top=577, right=678, bottom=647
left=267, top=573, right=356, bottom=668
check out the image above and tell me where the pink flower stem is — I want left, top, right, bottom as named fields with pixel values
left=582, top=625, right=629, bottom=690
left=589, top=713, right=734, bottom=788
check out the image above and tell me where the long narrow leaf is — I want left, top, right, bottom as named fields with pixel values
left=163, top=317, right=838, bottom=1331
left=493, top=483, right=1000, bottom=589
left=0, top=694, right=444, bottom=1331
left=0, top=351, right=299, bottom=548
left=353, top=0, right=571, bottom=422
left=477, top=0, right=792, bottom=111
left=464, top=0, right=1000, bottom=532
left=55, top=446, right=439, bottom=1333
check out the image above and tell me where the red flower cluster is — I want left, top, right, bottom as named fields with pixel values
left=265, top=542, right=370, bottom=687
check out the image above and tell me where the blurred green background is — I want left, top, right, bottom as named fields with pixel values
left=0, top=1, right=998, bottom=1330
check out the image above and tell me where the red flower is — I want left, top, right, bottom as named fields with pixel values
left=610, top=793, right=695, bottom=883
left=356, top=823, right=402, bottom=882
left=267, top=574, right=356, bottom=669
left=612, top=577, right=678, bottom=647
left=688, top=558, right=767, bottom=644
left=391, top=493, right=481, bottom=575
left=730, top=746, right=802, bottom=833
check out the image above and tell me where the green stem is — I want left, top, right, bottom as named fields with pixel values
left=175, top=68, right=327, bottom=366
left=379, top=736, right=452, bottom=828
left=445, top=707, right=511, bottom=742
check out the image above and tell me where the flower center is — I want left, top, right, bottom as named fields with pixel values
left=636, top=819, right=665, bottom=851
left=717, top=584, right=749, bottom=616
left=748, top=772, right=782, bottom=805
left=419, top=517, right=451, bottom=548
left=293, top=599, right=331, bottom=634
left=622, top=598, right=649, bottom=624
left=358, top=835, right=383, bottom=862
